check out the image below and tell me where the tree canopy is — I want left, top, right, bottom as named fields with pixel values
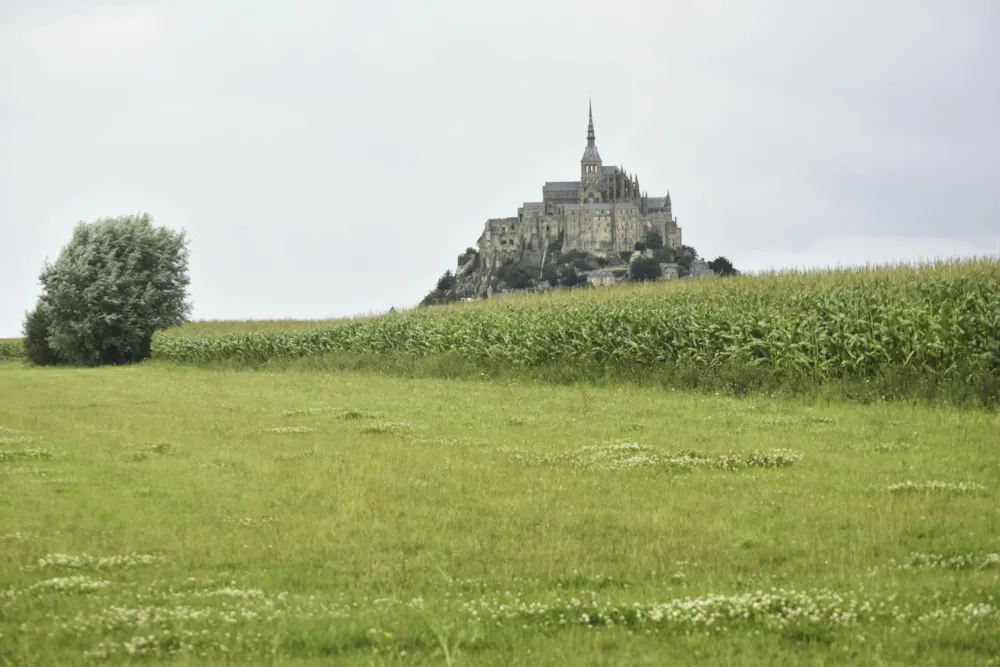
left=629, top=257, right=662, bottom=282
left=708, top=256, right=739, bottom=276
left=24, top=213, right=191, bottom=366
left=436, top=270, right=457, bottom=291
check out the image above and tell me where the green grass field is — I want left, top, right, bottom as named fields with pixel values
left=2, top=360, right=998, bottom=665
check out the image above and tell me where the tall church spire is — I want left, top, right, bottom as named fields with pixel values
left=587, top=97, right=596, bottom=145
left=580, top=95, right=603, bottom=204
left=581, top=97, right=601, bottom=164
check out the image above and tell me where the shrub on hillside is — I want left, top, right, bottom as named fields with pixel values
left=630, top=257, right=662, bottom=282
left=653, top=247, right=676, bottom=263
left=675, top=245, right=698, bottom=277
left=709, top=256, right=739, bottom=276
left=25, top=213, right=191, bottom=366
left=436, top=270, right=457, bottom=291
left=561, top=266, right=588, bottom=287
left=542, top=263, right=560, bottom=287
left=497, top=261, right=535, bottom=290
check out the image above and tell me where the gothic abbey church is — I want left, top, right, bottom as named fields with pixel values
left=475, top=101, right=683, bottom=263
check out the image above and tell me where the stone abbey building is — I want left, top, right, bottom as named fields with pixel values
left=476, top=101, right=683, bottom=263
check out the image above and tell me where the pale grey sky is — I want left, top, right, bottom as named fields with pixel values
left=1, top=0, right=998, bottom=337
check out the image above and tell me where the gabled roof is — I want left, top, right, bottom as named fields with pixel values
left=543, top=181, right=580, bottom=191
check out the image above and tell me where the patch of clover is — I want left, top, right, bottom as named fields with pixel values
left=280, top=407, right=338, bottom=417
left=406, top=436, right=490, bottom=447
left=887, top=481, right=987, bottom=495
left=195, top=460, right=237, bottom=470
left=839, top=441, right=923, bottom=453
left=274, top=450, right=324, bottom=461
left=459, top=587, right=997, bottom=633
left=281, top=407, right=382, bottom=420
left=872, top=442, right=920, bottom=453
left=223, top=516, right=280, bottom=528
left=0, top=448, right=54, bottom=462
left=121, top=442, right=172, bottom=462
left=897, top=552, right=1000, bottom=571
left=506, top=442, right=803, bottom=472
left=5, top=466, right=43, bottom=475
left=1, top=531, right=35, bottom=543
left=360, top=421, right=412, bottom=435
left=29, top=576, right=111, bottom=594
left=0, top=427, right=32, bottom=445
left=753, top=414, right=833, bottom=426
left=30, top=552, right=165, bottom=571
left=340, top=409, right=382, bottom=420
left=1, top=577, right=997, bottom=661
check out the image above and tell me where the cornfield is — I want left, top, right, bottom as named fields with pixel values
left=0, top=339, right=24, bottom=360
left=152, top=258, right=1000, bottom=380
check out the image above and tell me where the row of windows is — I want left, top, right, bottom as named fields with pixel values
left=498, top=225, right=552, bottom=235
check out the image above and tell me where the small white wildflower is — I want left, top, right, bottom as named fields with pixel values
left=34, top=552, right=164, bottom=570
left=29, top=576, right=110, bottom=594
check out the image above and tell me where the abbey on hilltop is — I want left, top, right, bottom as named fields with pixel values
left=422, top=99, right=699, bottom=303
left=475, top=100, right=682, bottom=261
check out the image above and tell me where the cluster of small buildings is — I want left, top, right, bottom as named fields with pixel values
left=583, top=257, right=714, bottom=287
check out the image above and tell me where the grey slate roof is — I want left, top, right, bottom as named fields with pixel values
left=601, top=166, right=620, bottom=174
left=543, top=181, right=580, bottom=191
left=564, top=203, right=638, bottom=212
left=581, top=145, right=602, bottom=162
left=646, top=197, right=668, bottom=210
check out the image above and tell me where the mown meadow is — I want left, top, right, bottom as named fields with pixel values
left=1, top=362, right=999, bottom=665
left=2, top=258, right=999, bottom=664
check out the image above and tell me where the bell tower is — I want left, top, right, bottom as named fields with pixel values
left=580, top=98, right=603, bottom=204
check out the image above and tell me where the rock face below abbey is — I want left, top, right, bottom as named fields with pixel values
left=437, top=101, right=689, bottom=301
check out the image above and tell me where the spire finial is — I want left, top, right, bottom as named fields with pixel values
left=587, top=95, right=595, bottom=144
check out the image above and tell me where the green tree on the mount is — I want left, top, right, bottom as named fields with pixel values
left=708, top=256, right=739, bottom=276
left=630, top=257, right=662, bottom=282
left=675, top=245, right=698, bottom=277
left=497, top=262, right=535, bottom=290
left=437, top=270, right=457, bottom=291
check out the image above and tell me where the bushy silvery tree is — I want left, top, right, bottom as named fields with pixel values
left=23, top=213, right=191, bottom=365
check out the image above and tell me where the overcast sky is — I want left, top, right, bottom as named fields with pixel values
left=1, top=0, right=998, bottom=336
